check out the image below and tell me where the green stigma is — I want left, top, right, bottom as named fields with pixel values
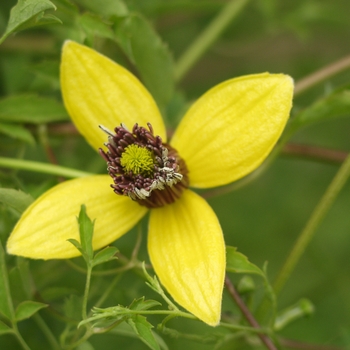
left=120, top=144, right=154, bottom=176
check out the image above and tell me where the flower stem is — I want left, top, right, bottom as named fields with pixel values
left=273, top=153, right=350, bottom=295
left=32, top=314, right=60, bottom=350
left=13, top=325, right=32, bottom=350
left=94, top=274, right=123, bottom=310
left=82, top=265, right=93, bottom=320
left=174, top=0, right=250, bottom=82
left=282, top=143, right=348, bottom=165
left=294, top=54, right=350, bottom=96
left=225, top=276, right=278, bottom=350
left=0, top=157, right=93, bottom=178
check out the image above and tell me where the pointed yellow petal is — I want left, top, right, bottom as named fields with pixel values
left=148, top=190, right=225, bottom=326
left=7, top=176, right=147, bottom=259
left=60, top=41, right=166, bottom=150
left=171, top=73, right=293, bottom=188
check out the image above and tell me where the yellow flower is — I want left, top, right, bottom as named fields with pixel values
left=6, top=41, right=293, bottom=326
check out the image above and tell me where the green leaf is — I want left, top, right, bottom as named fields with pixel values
left=0, top=122, right=35, bottom=144
left=67, top=238, right=84, bottom=256
left=9, top=258, right=34, bottom=304
left=15, top=301, right=48, bottom=321
left=0, top=0, right=61, bottom=44
left=237, top=275, right=256, bottom=294
left=110, top=322, right=169, bottom=350
left=92, top=246, right=118, bottom=267
left=0, top=188, right=34, bottom=214
left=254, top=263, right=277, bottom=327
left=129, top=297, right=161, bottom=311
left=0, top=320, right=13, bottom=335
left=0, top=242, right=14, bottom=320
left=114, top=14, right=174, bottom=109
left=63, top=295, right=83, bottom=321
left=41, top=287, right=78, bottom=301
left=226, top=246, right=264, bottom=276
left=74, top=0, right=128, bottom=18
left=290, top=88, right=350, bottom=131
left=77, top=205, right=94, bottom=262
left=78, top=13, right=115, bottom=44
left=127, top=315, right=160, bottom=350
left=76, top=341, right=95, bottom=350
left=0, top=95, right=69, bottom=124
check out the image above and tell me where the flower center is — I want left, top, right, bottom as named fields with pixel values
left=99, top=123, right=189, bottom=208
left=120, top=144, right=154, bottom=177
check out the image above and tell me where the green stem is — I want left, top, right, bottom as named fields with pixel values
left=93, top=274, right=123, bottom=310
left=142, top=263, right=179, bottom=311
left=82, top=265, right=93, bottom=320
left=81, top=309, right=195, bottom=326
left=174, top=0, right=250, bottom=82
left=219, top=322, right=272, bottom=335
left=66, top=259, right=137, bottom=276
left=13, top=325, right=32, bottom=350
left=273, top=153, right=350, bottom=295
left=0, top=34, right=9, bottom=46
left=0, top=157, right=93, bottom=178
left=33, top=314, right=61, bottom=350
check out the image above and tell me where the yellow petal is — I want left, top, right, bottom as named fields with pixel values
left=148, top=190, right=225, bottom=326
left=171, top=73, right=293, bottom=188
left=7, top=175, right=147, bottom=259
left=60, top=41, right=166, bottom=150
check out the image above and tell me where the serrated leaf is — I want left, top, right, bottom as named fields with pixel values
left=0, top=242, right=14, bottom=320
left=92, top=246, right=118, bottom=267
left=290, top=88, right=350, bottom=131
left=127, top=315, right=160, bottom=350
left=114, top=14, right=174, bottom=109
left=0, top=122, right=35, bottom=144
left=0, top=0, right=61, bottom=44
left=129, top=297, right=161, bottom=311
left=0, top=320, right=13, bottom=335
left=0, top=95, right=69, bottom=124
left=226, top=246, right=264, bottom=277
left=15, top=301, right=48, bottom=321
left=77, top=205, right=94, bottom=262
left=0, top=188, right=34, bottom=214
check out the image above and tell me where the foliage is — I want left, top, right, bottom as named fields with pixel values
left=1, top=0, right=350, bottom=349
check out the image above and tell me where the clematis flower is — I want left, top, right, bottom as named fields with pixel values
left=7, top=41, right=293, bottom=326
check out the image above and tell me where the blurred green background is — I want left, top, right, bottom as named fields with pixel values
left=1, top=0, right=350, bottom=349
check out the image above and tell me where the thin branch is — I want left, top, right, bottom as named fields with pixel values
left=37, top=124, right=65, bottom=183
left=282, top=143, right=348, bottom=164
left=294, top=54, right=350, bottom=96
left=280, top=338, right=346, bottom=350
left=174, top=0, right=250, bottom=82
left=224, top=276, right=278, bottom=350
left=0, top=157, right=93, bottom=178
left=273, top=153, right=350, bottom=295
